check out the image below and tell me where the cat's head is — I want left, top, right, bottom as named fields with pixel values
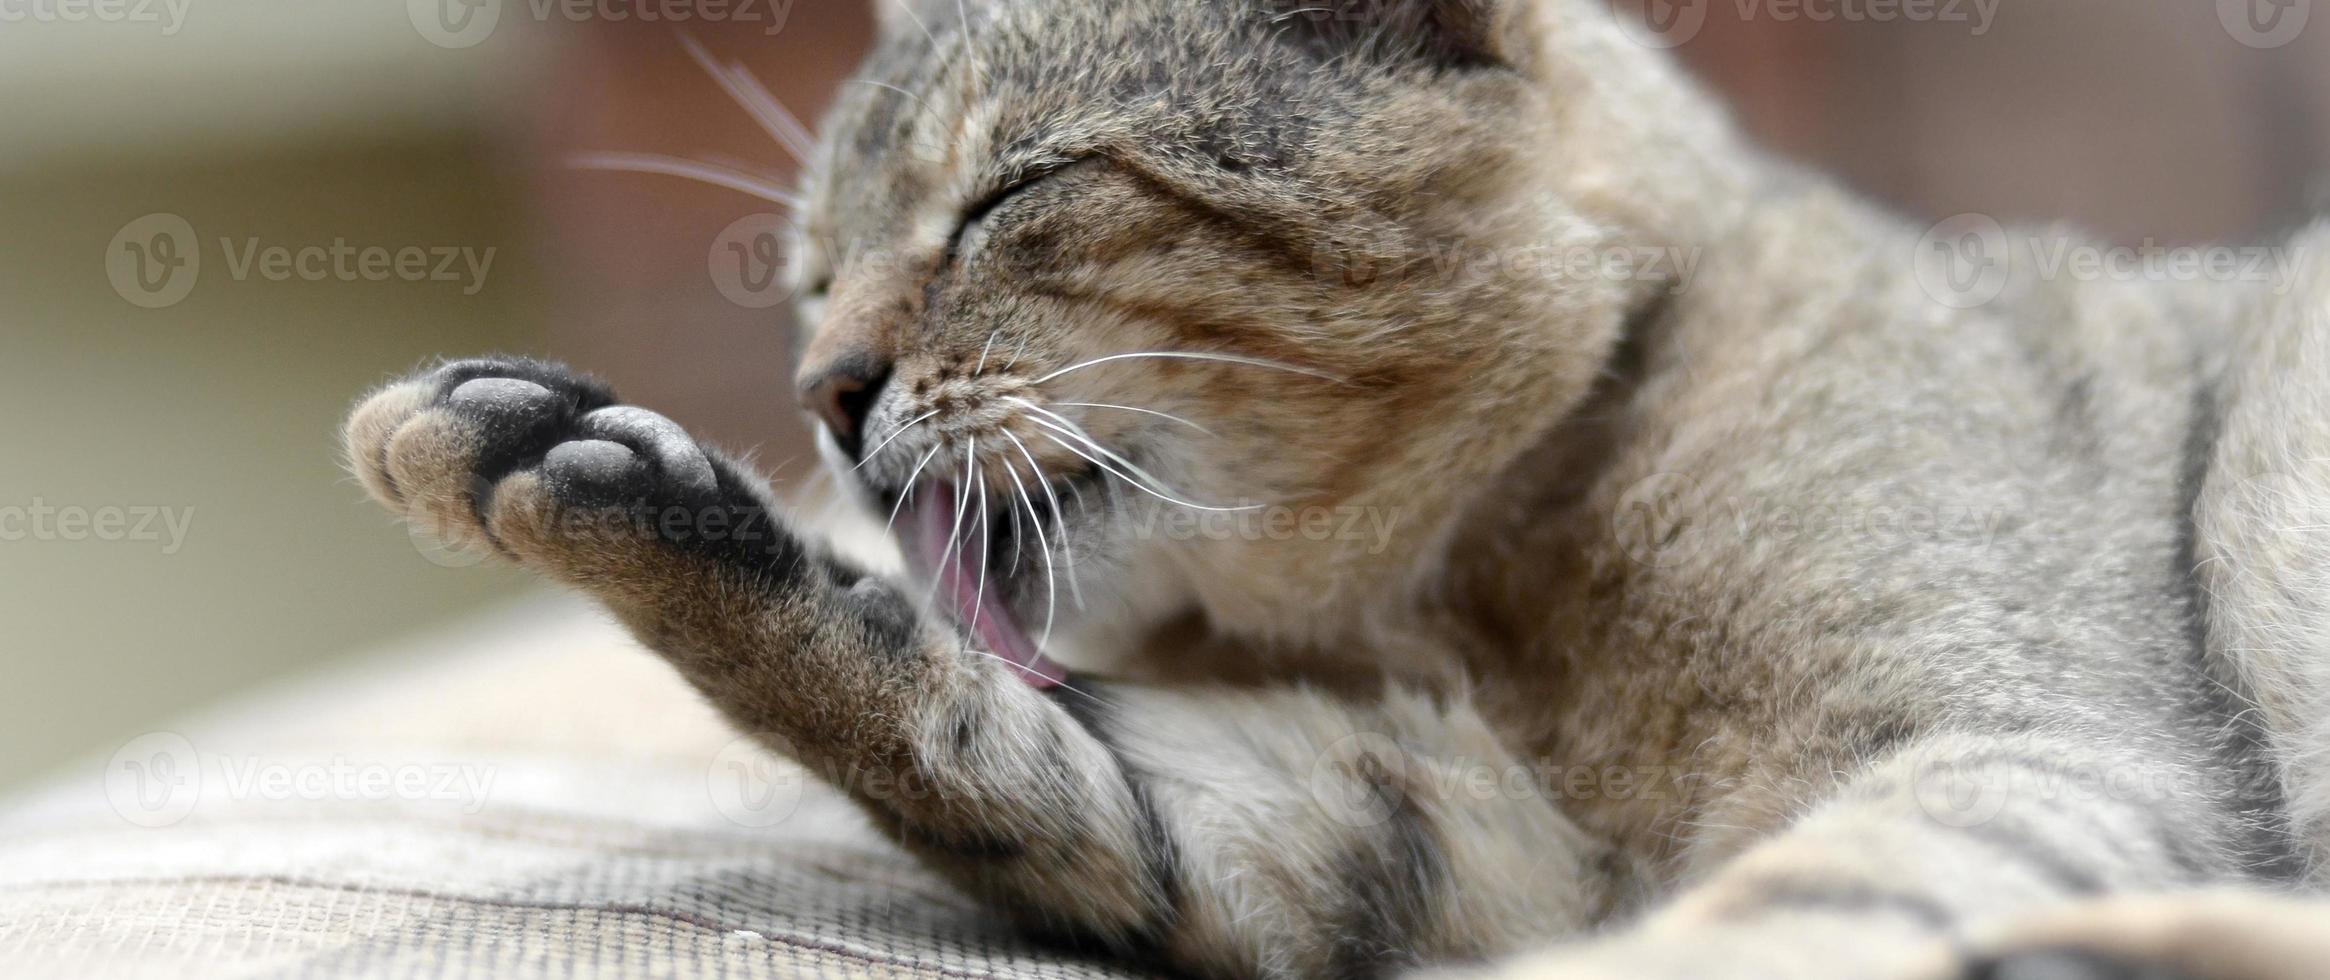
left=790, top=0, right=1735, bottom=676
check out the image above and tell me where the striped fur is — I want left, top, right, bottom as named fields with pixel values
left=345, top=1, right=2330, bottom=977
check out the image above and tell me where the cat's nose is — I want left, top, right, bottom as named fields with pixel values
left=798, top=357, right=892, bottom=462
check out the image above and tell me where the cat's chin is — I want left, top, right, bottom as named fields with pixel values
left=901, top=481, right=1070, bottom=689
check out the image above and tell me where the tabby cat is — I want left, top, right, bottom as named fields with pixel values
left=344, top=1, right=2330, bottom=977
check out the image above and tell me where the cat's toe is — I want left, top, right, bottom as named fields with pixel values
left=429, top=356, right=617, bottom=413
left=571, top=406, right=720, bottom=498
left=540, top=438, right=650, bottom=504
left=348, top=355, right=797, bottom=586
left=520, top=405, right=721, bottom=514
left=344, top=356, right=616, bottom=540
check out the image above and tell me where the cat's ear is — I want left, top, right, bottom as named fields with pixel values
left=1271, top=0, right=1520, bottom=70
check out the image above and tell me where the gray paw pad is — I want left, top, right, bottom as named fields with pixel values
left=542, top=439, right=644, bottom=496
left=577, top=406, right=718, bottom=493
left=447, top=378, right=558, bottom=418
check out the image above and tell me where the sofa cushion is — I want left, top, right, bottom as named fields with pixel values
left=0, top=598, right=1148, bottom=979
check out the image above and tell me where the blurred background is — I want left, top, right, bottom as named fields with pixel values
left=4, top=0, right=2326, bottom=793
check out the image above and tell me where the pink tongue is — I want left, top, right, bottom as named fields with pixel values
left=908, top=483, right=1066, bottom=689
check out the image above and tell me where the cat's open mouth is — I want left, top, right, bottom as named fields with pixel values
left=900, top=480, right=1071, bottom=690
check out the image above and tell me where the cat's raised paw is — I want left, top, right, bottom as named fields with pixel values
left=344, top=357, right=798, bottom=585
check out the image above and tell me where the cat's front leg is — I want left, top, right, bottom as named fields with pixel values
left=344, top=356, right=1614, bottom=980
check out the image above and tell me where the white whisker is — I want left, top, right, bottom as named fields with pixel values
left=567, top=152, right=801, bottom=208
left=929, top=447, right=974, bottom=612
left=1003, top=429, right=1084, bottom=614
left=679, top=32, right=817, bottom=163
left=999, top=452, right=1055, bottom=649
left=1033, top=351, right=1345, bottom=387
left=953, top=0, right=992, bottom=88
left=1012, top=399, right=1120, bottom=465
left=1034, top=426, right=1261, bottom=514
left=1011, top=400, right=1261, bottom=512
left=1055, top=402, right=1214, bottom=436
left=885, top=443, right=945, bottom=538
left=842, top=78, right=942, bottom=124
left=886, top=0, right=947, bottom=60
left=956, top=642, right=1102, bottom=703
left=977, top=331, right=999, bottom=374
left=969, top=437, right=991, bottom=641
left=855, top=409, right=941, bottom=470
left=1001, top=456, right=1025, bottom=575
left=1058, top=471, right=1092, bottom=611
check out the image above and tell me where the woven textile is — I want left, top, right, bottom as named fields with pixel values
left=0, top=599, right=1152, bottom=979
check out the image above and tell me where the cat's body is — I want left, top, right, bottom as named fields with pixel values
left=1457, top=179, right=2296, bottom=886
left=345, top=1, right=2330, bottom=977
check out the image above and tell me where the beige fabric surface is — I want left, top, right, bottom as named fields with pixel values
left=0, top=598, right=1151, bottom=979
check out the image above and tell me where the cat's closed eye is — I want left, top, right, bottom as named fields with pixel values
left=953, top=178, right=1040, bottom=261
left=952, top=159, right=1097, bottom=262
